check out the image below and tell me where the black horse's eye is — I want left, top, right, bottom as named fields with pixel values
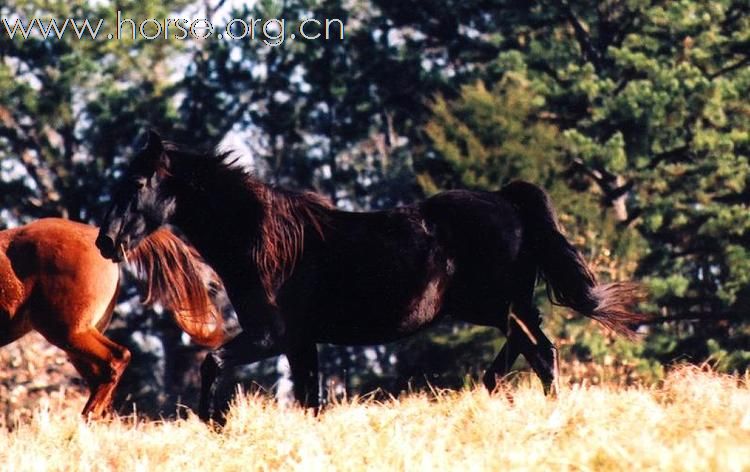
left=133, top=178, right=148, bottom=190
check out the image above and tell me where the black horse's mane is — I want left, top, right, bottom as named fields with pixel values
left=163, top=142, right=332, bottom=206
left=162, top=142, right=333, bottom=303
left=162, top=142, right=255, bottom=191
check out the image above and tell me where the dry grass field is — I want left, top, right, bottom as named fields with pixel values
left=0, top=366, right=749, bottom=471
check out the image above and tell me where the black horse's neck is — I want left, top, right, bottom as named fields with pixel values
left=162, top=146, right=334, bottom=300
left=167, top=149, right=266, bottom=275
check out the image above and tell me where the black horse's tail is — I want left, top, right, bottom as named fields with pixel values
left=499, top=181, right=646, bottom=338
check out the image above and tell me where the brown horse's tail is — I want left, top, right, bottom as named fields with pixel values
left=499, top=181, right=647, bottom=338
left=127, top=229, right=224, bottom=348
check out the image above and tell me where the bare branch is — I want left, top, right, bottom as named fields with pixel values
left=550, top=0, right=603, bottom=70
left=636, top=312, right=744, bottom=326
left=570, top=157, right=632, bottom=221
left=647, top=145, right=690, bottom=169
left=708, top=56, right=750, bottom=80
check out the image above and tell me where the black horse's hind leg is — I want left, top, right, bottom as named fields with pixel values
left=484, top=259, right=560, bottom=396
left=507, top=309, right=560, bottom=396
left=483, top=308, right=560, bottom=396
left=527, top=326, right=560, bottom=396
left=285, top=343, right=320, bottom=410
left=482, top=331, right=522, bottom=392
left=198, top=329, right=282, bottom=424
left=482, top=305, right=540, bottom=393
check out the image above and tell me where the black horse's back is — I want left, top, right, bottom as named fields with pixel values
left=421, top=189, right=523, bottom=263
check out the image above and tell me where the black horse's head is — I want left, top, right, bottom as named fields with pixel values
left=97, top=130, right=176, bottom=262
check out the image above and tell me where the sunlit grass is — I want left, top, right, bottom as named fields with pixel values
left=1, top=366, right=749, bottom=471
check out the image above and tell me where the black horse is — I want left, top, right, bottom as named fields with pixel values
left=97, top=130, right=643, bottom=422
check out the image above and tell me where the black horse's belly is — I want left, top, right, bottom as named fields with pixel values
left=282, top=209, right=451, bottom=345
left=309, top=271, right=449, bottom=345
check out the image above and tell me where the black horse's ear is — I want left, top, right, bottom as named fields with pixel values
left=134, top=128, right=155, bottom=150
left=143, top=129, right=164, bottom=157
left=134, top=129, right=169, bottom=174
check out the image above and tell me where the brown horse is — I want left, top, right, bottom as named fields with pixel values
left=0, top=218, right=223, bottom=418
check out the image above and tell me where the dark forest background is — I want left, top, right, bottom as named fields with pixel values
left=1, top=0, right=749, bottom=416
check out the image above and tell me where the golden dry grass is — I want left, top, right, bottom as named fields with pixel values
left=1, top=367, right=749, bottom=471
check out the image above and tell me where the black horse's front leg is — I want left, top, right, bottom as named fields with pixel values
left=198, top=330, right=282, bottom=424
left=198, top=351, right=222, bottom=422
left=285, top=342, right=320, bottom=411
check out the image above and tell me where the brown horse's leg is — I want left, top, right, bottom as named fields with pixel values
left=0, top=293, right=32, bottom=349
left=68, top=355, right=104, bottom=415
left=0, top=322, right=31, bottom=349
left=45, top=329, right=131, bottom=418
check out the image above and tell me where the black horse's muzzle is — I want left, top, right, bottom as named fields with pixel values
left=96, top=233, right=127, bottom=262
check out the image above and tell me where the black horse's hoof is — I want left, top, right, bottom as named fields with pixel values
left=197, top=403, right=212, bottom=423
left=483, top=371, right=499, bottom=392
left=204, top=415, right=227, bottom=431
left=197, top=401, right=228, bottom=428
left=483, top=372, right=515, bottom=404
